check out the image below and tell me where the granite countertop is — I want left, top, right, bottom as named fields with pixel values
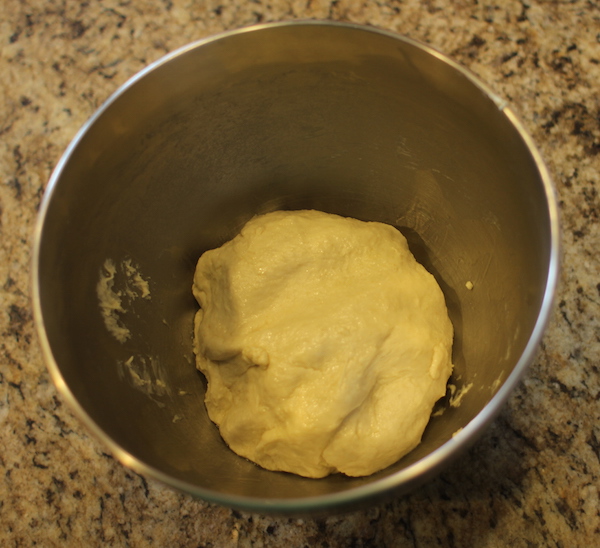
left=1, top=0, right=599, bottom=545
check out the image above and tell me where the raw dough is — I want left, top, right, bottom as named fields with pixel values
left=192, top=210, right=453, bottom=478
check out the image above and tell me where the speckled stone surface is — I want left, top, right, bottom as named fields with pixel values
left=1, top=0, right=599, bottom=546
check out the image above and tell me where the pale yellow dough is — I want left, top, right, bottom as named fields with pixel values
left=192, top=210, right=453, bottom=478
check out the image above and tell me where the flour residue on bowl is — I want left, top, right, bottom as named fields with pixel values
left=117, top=354, right=172, bottom=407
left=448, top=381, right=474, bottom=407
left=96, top=258, right=151, bottom=343
left=123, top=258, right=151, bottom=299
left=490, top=372, right=505, bottom=394
left=431, top=378, right=475, bottom=417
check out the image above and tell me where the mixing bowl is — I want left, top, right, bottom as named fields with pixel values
left=32, top=21, right=559, bottom=513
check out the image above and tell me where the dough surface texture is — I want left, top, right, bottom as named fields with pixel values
left=192, top=210, right=453, bottom=478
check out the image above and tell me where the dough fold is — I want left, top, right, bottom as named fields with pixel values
left=193, top=210, right=453, bottom=478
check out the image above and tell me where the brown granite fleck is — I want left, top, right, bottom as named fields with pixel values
left=1, top=0, right=599, bottom=546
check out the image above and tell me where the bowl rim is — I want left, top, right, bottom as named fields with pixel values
left=31, top=19, right=560, bottom=513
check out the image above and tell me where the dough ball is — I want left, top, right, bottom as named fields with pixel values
left=192, top=210, right=453, bottom=478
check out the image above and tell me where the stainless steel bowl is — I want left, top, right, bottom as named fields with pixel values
left=32, top=21, right=559, bottom=513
